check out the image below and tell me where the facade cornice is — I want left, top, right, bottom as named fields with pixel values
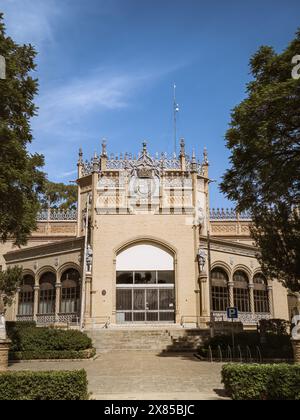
left=4, top=237, right=84, bottom=263
left=199, top=235, right=258, bottom=258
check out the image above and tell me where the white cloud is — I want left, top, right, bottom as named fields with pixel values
left=33, top=65, right=177, bottom=137
left=0, top=0, right=61, bottom=47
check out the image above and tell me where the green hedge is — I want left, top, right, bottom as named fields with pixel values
left=0, top=370, right=88, bottom=400
left=7, top=326, right=93, bottom=352
left=6, top=321, right=37, bottom=334
left=200, top=332, right=293, bottom=360
left=10, top=348, right=96, bottom=361
left=222, top=364, right=300, bottom=400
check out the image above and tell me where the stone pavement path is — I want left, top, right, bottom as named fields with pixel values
left=9, top=352, right=227, bottom=400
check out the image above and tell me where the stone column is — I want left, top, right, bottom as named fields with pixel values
left=292, top=340, right=300, bottom=364
left=267, top=286, right=274, bottom=317
left=0, top=340, right=11, bottom=372
left=55, top=283, right=62, bottom=322
left=85, top=276, right=92, bottom=319
left=249, top=284, right=255, bottom=313
left=15, top=287, right=21, bottom=319
left=228, top=282, right=234, bottom=308
left=0, top=315, right=10, bottom=372
left=199, top=273, right=208, bottom=318
left=33, top=286, right=39, bottom=322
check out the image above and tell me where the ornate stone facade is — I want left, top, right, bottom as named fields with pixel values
left=1, top=140, right=290, bottom=329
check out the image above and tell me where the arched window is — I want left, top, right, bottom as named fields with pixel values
left=39, top=272, right=56, bottom=315
left=18, top=275, right=34, bottom=316
left=60, top=269, right=81, bottom=314
left=253, top=273, right=269, bottom=313
left=233, top=270, right=250, bottom=312
left=211, top=268, right=229, bottom=312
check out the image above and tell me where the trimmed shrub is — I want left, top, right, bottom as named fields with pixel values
left=6, top=321, right=36, bottom=333
left=259, top=319, right=290, bottom=336
left=7, top=327, right=93, bottom=353
left=222, top=364, right=300, bottom=400
left=199, top=331, right=293, bottom=360
left=0, top=370, right=88, bottom=400
left=10, top=348, right=96, bottom=361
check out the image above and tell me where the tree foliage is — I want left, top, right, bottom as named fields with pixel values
left=40, top=181, right=77, bottom=210
left=0, top=266, right=22, bottom=311
left=0, top=13, right=45, bottom=246
left=221, top=30, right=300, bottom=291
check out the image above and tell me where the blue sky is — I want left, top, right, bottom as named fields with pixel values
left=1, top=0, right=300, bottom=207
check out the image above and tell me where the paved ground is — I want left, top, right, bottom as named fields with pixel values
left=9, top=352, right=227, bottom=400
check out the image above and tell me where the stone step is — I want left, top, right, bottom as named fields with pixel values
left=86, top=328, right=209, bottom=353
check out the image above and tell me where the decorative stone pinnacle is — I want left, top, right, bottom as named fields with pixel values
left=142, top=142, right=147, bottom=154
left=203, top=147, right=209, bottom=165
left=180, top=138, right=186, bottom=158
left=101, top=138, right=108, bottom=158
left=93, top=152, right=99, bottom=172
left=78, top=147, right=83, bottom=164
left=191, top=149, right=198, bottom=172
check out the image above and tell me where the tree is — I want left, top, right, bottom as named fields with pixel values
left=0, top=267, right=22, bottom=312
left=0, top=13, right=45, bottom=246
left=221, top=30, right=300, bottom=292
left=40, top=181, right=77, bottom=210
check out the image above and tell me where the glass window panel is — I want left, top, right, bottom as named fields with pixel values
left=39, top=289, right=56, bottom=314
left=254, top=290, right=269, bottom=313
left=134, top=289, right=145, bottom=310
left=233, top=271, right=249, bottom=288
left=147, top=312, right=159, bottom=322
left=116, top=272, right=133, bottom=285
left=159, top=312, right=175, bottom=322
left=146, top=289, right=158, bottom=310
left=212, top=286, right=229, bottom=312
left=125, top=313, right=132, bottom=322
left=212, top=269, right=228, bottom=287
left=117, top=289, right=132, bottom=311
left=19, top=276, right=34, bottom=316
left=234, top=288, right=250, bottom=313
left=159, top=289, right=174, bottom=310
left=134, top=271, right=156, bottom=284
left=133, top=312, right=145, bottom=322
left=157, top=271, right=175, bottom=284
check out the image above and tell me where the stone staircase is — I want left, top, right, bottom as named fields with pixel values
left=86, top=328, right=210, bottom=353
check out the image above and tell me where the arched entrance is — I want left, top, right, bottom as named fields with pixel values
left=116, top=242, right=175, bottom=323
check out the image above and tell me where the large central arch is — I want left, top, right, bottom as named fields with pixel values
left=115, top=241, right=176, bottom=324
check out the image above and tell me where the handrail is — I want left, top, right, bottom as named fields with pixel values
left=89, top=316, right=111, bottom=329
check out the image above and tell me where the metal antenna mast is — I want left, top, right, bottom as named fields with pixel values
left=173, top=84, right=179, bottom=154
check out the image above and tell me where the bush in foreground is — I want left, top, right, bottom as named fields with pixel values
left=7, top=326, right=93, bottom=352
left=0, top=370, right=88, bottom=400
left=200, top=331, right=293, bottom=360
left=6, top=323, right=94, bottom=360
left=222, top=364, right=300, bottom=400
left=10, top=348, right=96, bottom=361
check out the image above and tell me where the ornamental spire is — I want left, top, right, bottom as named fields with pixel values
left=101, top=138, right=108, bottom=158
left=78, top=147, right=83, bottom=164
left=203, top=147, right=209, bottom=165
left=179, top=138, right=186, bottom=158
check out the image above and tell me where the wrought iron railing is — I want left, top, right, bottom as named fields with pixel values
left=37, top=209, right=77, bottom=221
left=16, top=315, right=34, bottom=322
left=210, top=208, right=252, bottom=221
left=213, top=311, right=271, bottom=324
